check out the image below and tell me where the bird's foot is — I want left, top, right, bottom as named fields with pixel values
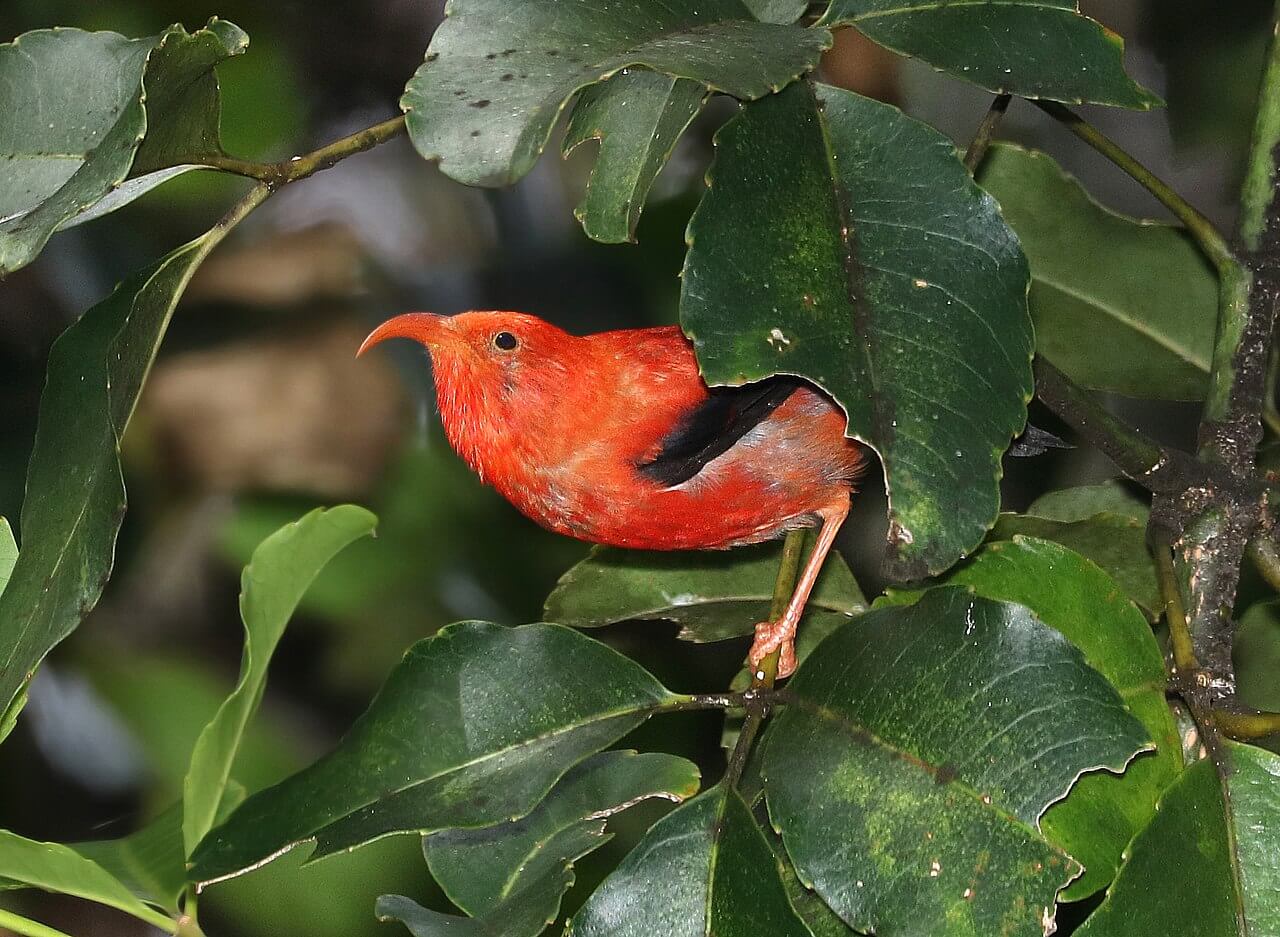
left=749, top=621, right=798, bottom=679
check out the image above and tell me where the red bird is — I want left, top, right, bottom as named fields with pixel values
left=359, top=311, right=865, bottom=676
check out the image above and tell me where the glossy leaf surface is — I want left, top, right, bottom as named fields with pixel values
left=683, top=81, right=1033, bottom=579
left=764, top=588, right=1149, bottom=936
left=189, top=622, right=677, bottom=885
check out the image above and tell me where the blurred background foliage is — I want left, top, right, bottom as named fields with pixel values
left=0, top=0, right=1276, bottom=934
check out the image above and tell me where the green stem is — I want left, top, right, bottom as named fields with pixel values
left=1239, top=14, right=1280, bottom=253
left=963, top=93, right=1011, bottom=173
left=1155, top=543, right=1198, bottom=674
left=1032, top=100, right=1236, bottom=276
left=723, top=528, right=807, bottom=789
left=0, top=910, right=82, bottom=937
left=1213, top=707, right=1280, bottom=739
left=194, top=115, right=406, bottom=188
left=1032, top=357, right=1194, bottom=493
left=1247, top=532, right=1280, bottom=592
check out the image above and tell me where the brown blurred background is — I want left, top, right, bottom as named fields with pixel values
left=0, top=1, right=1273, bottom=934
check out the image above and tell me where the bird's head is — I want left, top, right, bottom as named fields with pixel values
left=358, top=311, right=577, bottom=461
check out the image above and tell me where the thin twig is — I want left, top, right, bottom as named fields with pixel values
left=964, top=93, right=1011, bottom=173
left=723, top=528, right=807, bottom=789
left=1032, top=100, right=1235, bottom=275
left=1155, top=543, right=1199, bottom=674
left=1247, top=532, right=1280, bottom=592
left=1213, top=707, right=1280, bottom=739
left=0, top=909, right=86, bottom=937
left=194, top=115, right=407, bottom=188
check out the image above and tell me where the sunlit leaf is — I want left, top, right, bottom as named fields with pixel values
left=1075, top=743, right=1280, bottom=936
left=821, top=0, right=1159, bottom=108
left=0, top=20, right=246, bottom=276
left=764, top=588, right=1149, bottom=935
left=189, top=622, right=678, bottom=885
left=0, top=235, right=216, bottom=734
left=401, top=0, right=829, bottom=186
left=979, top=145, right=1215, bottom=400
left=183, top=506, right=377, bottom=855
left=881, top=537, right=1179, bottom=898
left=544, top=539, right=864, bottom=642
left=567, top=784, right=810, bottom=937
left=682, top=81, right=1032, bottom=579
left=563, top=68, right=706, bottom=243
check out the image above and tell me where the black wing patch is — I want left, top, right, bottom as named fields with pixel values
left=636, top=377, right=801, bottom=487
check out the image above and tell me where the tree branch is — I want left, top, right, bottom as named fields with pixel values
left=194, top=115, right=407, bottom=188
left=964, top=93, right=1011, bottom=173
left=723, top=527, right=806, bottom=789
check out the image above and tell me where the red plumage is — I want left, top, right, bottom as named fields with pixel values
left=359, top=311, right=865, bottom=676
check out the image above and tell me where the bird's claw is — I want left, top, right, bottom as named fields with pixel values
left=749, top=621, right=798, bottom=679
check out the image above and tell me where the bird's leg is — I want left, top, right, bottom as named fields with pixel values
left=749, top=499, right=850, bottom=679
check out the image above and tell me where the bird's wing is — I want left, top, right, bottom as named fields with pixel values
left=635, top=377, right=802, bottom=487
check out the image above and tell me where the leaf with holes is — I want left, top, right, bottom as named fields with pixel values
left=0, top=235, right=215, bottom=733
left=880, top=537, right=1179, bottom=899
left=764, top=588, right=1149, bottom=936
left=821, top=0, right=1158, bottom=108
left=400, top=0, right=829, bottom=187
left=566, top=784, right=810, bottom=937
left=682, top=81, right=1033, bottom=579
left=979, top=145, right=1216, bottom=400
left=188, top=622, right=678, bottom=885
left=1075, top=743, right=1280, bottom=936
left=563, top=68, right=706, bottom=243
left=544, top=539, right=864, bottom=642
left=0, top=21, right=246, bottom=276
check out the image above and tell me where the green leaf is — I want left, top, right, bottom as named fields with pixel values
left=567, top=784, right=810, bottom=937
left=0, top=831, right=173, bottom=931
left=820, top=0, right=1159, bottom=109
left=74, top=785, right=246, bottom=914
left=1076, top=743, right=1280, bottom=937
left=183, top=506, right=377, bottom=855
left=0, top=235, right=216, bottom=734
left=0, top=21, right=246, bottom=276
left=682, top=81, right=1033, bottom=579
left=544, top=539, right=865, bottom=642
left=425, top=749, right=700, bottom=915
left=1236, top=601, right=1280, bottom=716
left=377, top=885, right=565, bottom=937
left=764, top=588, right=1150, bottom=936
left=189, top=622, right=677, bottom=885
left=744, top=0, right=810, bottom=23
left=760, top=817, right=862, bottom=937
left=882, top=537, right=1179, bottom=899
left=1024, top=480, right=1149, bottom=524
left=562, top=68, right=706, bottom=243
left=400, top=0, right=830, bottom=187
left=0, top=518, right=16, bottom=597
left=978, top=145, right=1216, bottom=400
left=989, top=512, right=1158, bottom=614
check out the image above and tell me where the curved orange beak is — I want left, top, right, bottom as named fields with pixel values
left=357, top=313, right=451, bottom=357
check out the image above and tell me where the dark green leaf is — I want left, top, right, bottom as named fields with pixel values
left=682, top=81, right=1033, bottom=579
left=0, top=235, right=215, bottom=732
left=567, top=785, right=810, bottom=937
left=1236, top=601, right=1280, bottom=716
left=821, top=0, right=1158, bottom=109
left=761, top=817, right=862, bottom=937
left=544, top=539, right=864, bottom=642
left=377, top=884, right=565, bottom=937
left=75, top=785, right=246, bottom=914
left=400, top=0, right=829, bottom=187
left=0, top=519, right=16, bottom=597
left=989, top=512, right=1158, bottom=613
left=425, top=750, right=700, bottom=915
left=979, top=145, right=1215, bottom=400
left=882, top=537, right=1178, bottom=899
left=0, top=21, right=246, bottom=276
left=764, top=588, right=1149, bottom=936
left=744, top=0, right=809, bottom=24
left=563, top=68, right=706, bottom=243
left=1076, top=743, right=1280, bottom=937
left=0, top=831, right=174, bottom=930
left=189, top=622, right=677, bottom=885
left=183, top=506, right=377, bottom=855
left=1025, top=480, right=1149, bottom=524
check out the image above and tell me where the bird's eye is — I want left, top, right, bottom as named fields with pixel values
left=493, top=331, right=519, bottom=351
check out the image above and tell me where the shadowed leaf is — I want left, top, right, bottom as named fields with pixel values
left=682, top=81, right=1032, bottom=579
